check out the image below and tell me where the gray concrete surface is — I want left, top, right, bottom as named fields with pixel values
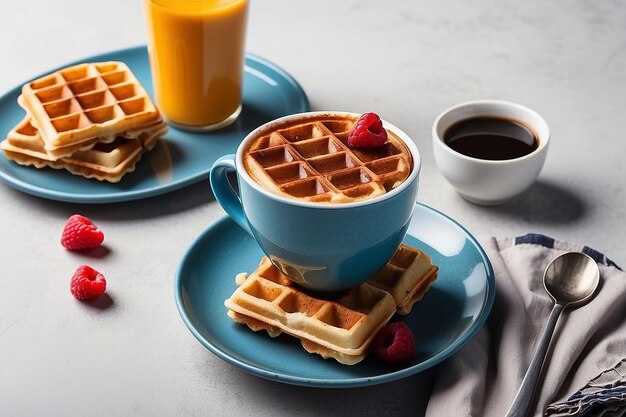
left=0, top=1, right=624, bottom=416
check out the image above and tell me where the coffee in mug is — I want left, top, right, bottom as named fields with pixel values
left=443, top=116, right=539, bottom=161
left=432, top=99, right=550, bottom=205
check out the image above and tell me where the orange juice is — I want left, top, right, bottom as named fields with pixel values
left=143, top=0, right=249, bottom=130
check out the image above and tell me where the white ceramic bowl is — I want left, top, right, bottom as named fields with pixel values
left=432, top=99, right=550, bottom=205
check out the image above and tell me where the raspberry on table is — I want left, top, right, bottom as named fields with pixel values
left=70, top=265, right=107, bottom=300
left=61, top=214, right=104, bottom=250
left=347, top=112, right=389, bottom=149
left=373, top=322, right=416, bottom=363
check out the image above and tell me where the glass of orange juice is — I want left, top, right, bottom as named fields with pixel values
left=143, top=0, right=249, bottom=131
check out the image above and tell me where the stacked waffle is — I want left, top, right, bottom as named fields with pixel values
left=243, top=114, right=413, bottom=203
left=225, top=244, right=439, bottom=365
left=1, top=61, right=167, bottom=182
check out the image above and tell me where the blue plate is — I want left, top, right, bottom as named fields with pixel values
left=0, top=46, right=309, bottom=203
left=175, top=203, right=495, bottom=387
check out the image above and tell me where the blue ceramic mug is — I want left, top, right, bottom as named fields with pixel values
left=210, top=111, right=421, bottom=292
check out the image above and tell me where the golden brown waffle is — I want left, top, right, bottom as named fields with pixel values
left=368, top=244, right=439, bottom=315
left=1, top=116, right=167, bottom=182
left=242, top=114, right=413, bottom=203
left=225, top=245, right=438, bottom=365
left=20, top=61, right=161, bottom=159
left=225, top=257, right=397, bottom=365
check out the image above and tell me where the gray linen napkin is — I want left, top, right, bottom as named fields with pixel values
left=425, top=234, right=625, bottom=417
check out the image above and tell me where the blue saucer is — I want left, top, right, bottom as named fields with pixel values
left=175, top=203, right=495, bottom=387
left=0, top=46, right=309, bottom=203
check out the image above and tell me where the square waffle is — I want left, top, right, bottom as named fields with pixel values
left=1, top=116, right=167, bottom=183
left=242, top=114, right=413, bottom=203
left=225, top=245, right=438, bottom=365
left=225, top=257, right=398, bottom=365
left=20, top=61, right=161, bottom=159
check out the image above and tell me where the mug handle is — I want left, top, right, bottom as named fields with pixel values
left=209, top=154, right=253, bottom=236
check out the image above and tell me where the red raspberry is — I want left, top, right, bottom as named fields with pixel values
left=347, top=112, right=388, bottom=149
left=373, top=322, right=416, bottom=363
left=61, top=214, right=104, bottom=250
left=70, top=265, right=107, bottom=300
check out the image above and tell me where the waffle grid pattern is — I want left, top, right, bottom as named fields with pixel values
left=225, top=245, right=438, bottom=364
left=244, top=116, right=412, bottom=203
left=1, top=117, right=167, bottom=182
left=225, top=257, right=397, bottom=356
left=21, top=61, right=160, bottom=157
left=368, top=244, right=439, bottom=315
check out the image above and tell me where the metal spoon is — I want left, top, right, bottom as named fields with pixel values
left=505, top=252, right=600, bottom=417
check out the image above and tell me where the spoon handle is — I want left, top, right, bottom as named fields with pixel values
left=505, top=303, right=564, bottom=417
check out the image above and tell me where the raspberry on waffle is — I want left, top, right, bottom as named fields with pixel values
left=242, top=114, right=413, bottom=203
left=20, top=61, right=162, bottom=159
left=1, top=116, right=167, bottom=183
left=224, top=244, right=438, bottom=365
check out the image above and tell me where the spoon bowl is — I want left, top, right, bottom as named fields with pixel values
left=544, top=252, right=600, bottom=307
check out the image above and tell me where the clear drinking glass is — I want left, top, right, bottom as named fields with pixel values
left=143, top=0, right=249, bottom=131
